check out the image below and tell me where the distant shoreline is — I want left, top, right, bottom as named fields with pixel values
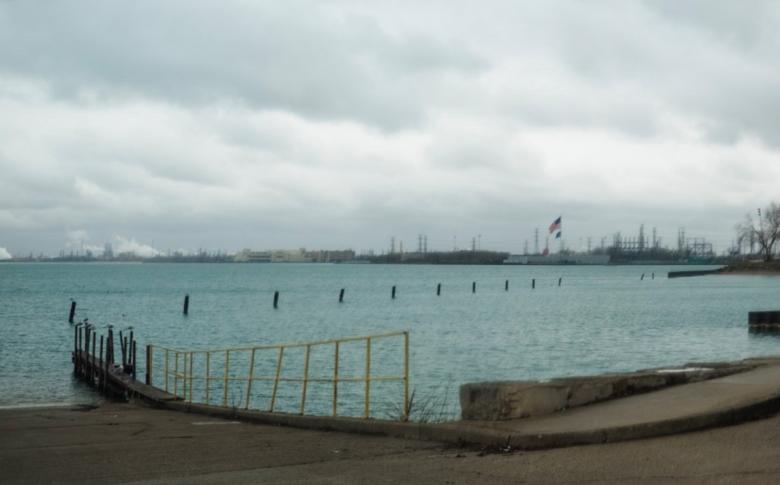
left=721, top=261, right=780, bottom=275
left=1, top=260, right=728, bottom=266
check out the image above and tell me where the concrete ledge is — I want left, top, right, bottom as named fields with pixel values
left=121, top=357, right=780, bottom=451
left=135, top=385, right=780, bottom=451
left=459, top=362, right=755, bottom=421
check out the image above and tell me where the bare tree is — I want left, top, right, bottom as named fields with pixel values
left=737, top=202, right=780, bottom=261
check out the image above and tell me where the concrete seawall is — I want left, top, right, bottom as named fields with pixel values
left=459, top=362, right=753, bottom=421
left=108, top=356, right=780, bottom=450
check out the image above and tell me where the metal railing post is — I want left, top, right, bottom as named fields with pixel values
left=364, top=337, right=372, bottom=418
left=270, top=346, right=285, bottom=412
left=403, top=331, right=410, bottom=421
left=245, top=349, right=256, bottom=410
left=188, top=352, right=194, bottom=402
left=300, top=344, right=311, bottom=414
left=181, top=352, right=186, bottom=400
left=146, top=331, right=408, bottom=418
left=174, top=352, right=179, bottom=397
left=164, top=348, right=169, bottom=392
left=332, top=342, right=339, bottom=417
left=205, top=351, right=210, bottom=405
left=222, top=350, right=230, bottom=407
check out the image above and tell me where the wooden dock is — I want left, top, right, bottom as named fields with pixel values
left=71, top=323, right=180, bottom=403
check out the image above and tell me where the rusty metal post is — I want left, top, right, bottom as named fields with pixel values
left=222, top=350, right=230, bottom=406
left=333, top=342, right=339, bottom=416
left=205, top=352, right=210, bottom=404
left=269, top=347, right=284, bottom=412
left=300, top=345, right=311, bottom=415
left=403, top=331, right=410, bottom=421
left=364, top=337, right=372, bottom=418
left=245, top=349, right=256, bottom=410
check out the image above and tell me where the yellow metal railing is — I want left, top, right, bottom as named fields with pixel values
left=148, top=331, right=410, bottom=420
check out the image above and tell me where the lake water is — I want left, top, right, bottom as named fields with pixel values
left=1, top=263, right=779, bottom=418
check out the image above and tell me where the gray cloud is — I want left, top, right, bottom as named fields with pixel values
left=1, top=1, right=779, bottom=255
left=0, top=1, right=485, bottom=130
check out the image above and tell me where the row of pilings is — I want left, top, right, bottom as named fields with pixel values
left=180, top=278, right=566, bottom=313
left=67, top=272, right=659, bottom=321
left=72, top=321, right=138, bottom=398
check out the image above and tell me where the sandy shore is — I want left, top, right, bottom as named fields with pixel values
left=1, top=401, right=779, bottom=484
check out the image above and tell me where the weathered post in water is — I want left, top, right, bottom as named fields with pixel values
left=339, top=288, right=345, bottom=303
left=505, top=280, right=509, bottom=291
left=107, top=328, right=114, bottom=365
left=183, top=294, right=190, bottom=315
left=83, top=325, right=90, bottom=379
left=91, top=332, right=97, bottom=385
left=73, top=325, right=79, bottom=373
left=119, top=331, right=126, bottom=367
left=472, top=282, right=476, bottom=293
left=273, top=291, right=279, bottom=309
left=532, top=278, right=536, bottom=289
left=99, top=335, right=104, bottom=391
left=558, top=277, right=562, bottom=287
left=145, top=345, right=152, bottom=386
left=68, top=301, right=77, bottom=324
left=392, top=286, right=396, bottom=299
left=436, top=283, right=441, bottom=296
left=641, top=273, right=645, bottom=281
left=131, top=340, right=137, bottom=380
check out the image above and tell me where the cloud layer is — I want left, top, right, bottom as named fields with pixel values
left=1, top=1, right=779, bottom=254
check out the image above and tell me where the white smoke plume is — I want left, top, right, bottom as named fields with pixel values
left=113, top=236, right=160, bottom=257
left=0, top=247, right=11, bottom=260
left=65, top=229, right=104, bottom=255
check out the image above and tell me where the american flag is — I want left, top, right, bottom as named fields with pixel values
left=548, top=216, right=562, bottom=234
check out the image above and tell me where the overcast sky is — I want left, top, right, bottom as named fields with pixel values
left=1, top=0, right=779, bottom=257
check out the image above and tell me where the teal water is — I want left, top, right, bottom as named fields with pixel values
left=1, top=263, right=779, bottom=417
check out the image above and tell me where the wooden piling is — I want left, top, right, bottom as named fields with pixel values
left=436, top=283, right=441, bottom=296
left=183, top=294, right=189, bottom=315
left=652, top=272, right=655, bottom=280
left=505, top=280, right=509, bottom=291
left=339, top=288, right=345, bottom=303
left=106, top=329, right=112, bottom=391
left=99, top=335, right=104, bottom=390
left=146, top=345, right=152, bottom=386
left=392, top=286, right=396, bottom=299
left=119, top=331, right=126, bottom=367
left=472, top=282, right=476, bottom=293
left=82, top=326, right=87, bottom=377
left=129, top=332, right=134, bottom=370
left=641, top=273, right=645, bottom=280
left=558, top=277, right=562, bottom=287
left=132, top=340, right=137, bottom=380
left=532, top=278, right=536, bottom=289
left=68, top=301, right=76, bottom=324
left=107, top=328, right=113, bottom=365
left=91, top=332, right=96, bottom=385
left=273, top=291, right=279, bottom=309
left=73, top=326, right=79, bottom=373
